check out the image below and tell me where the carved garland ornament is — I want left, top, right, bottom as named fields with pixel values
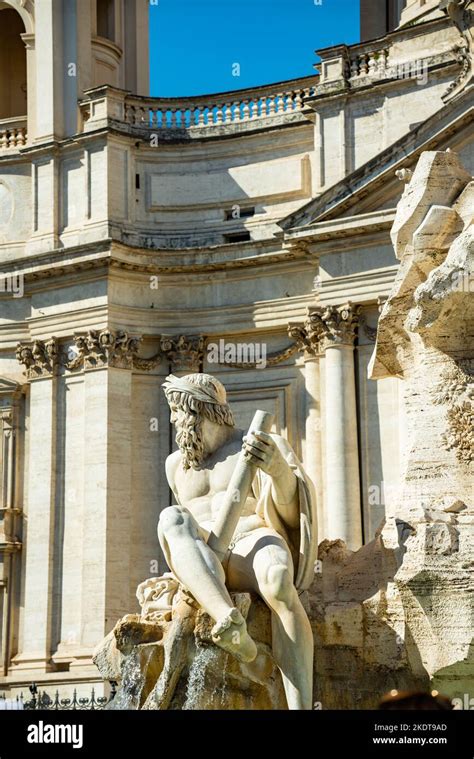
left=16, top=305, right=362, bottom=378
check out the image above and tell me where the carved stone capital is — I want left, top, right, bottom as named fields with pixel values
left=317, top=303, right=360, bottom=351
left=160, top=335, right=205, bottom=372
left=288, top=308, right=326, bottom=358
left=16, top=339, right=59, bottom=379
left=67, top=330, right=142, bottom=371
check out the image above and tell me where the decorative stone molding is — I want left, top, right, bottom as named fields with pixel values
left=209, top=303, right=360, bottom=371
left=288, top=308, right=326, bottom=358
left=441, top=0, right=474, bottom=100
left=16, top=339, right=59, bottom=379
left=66, top=330, right=143, bottom=371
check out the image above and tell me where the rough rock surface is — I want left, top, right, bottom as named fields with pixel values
left=93, top=590, right=286, bottom=710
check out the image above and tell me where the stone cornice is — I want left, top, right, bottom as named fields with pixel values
left=282, top=210, right=396, bottom=244
left=0, top=239, right=316, bottom=283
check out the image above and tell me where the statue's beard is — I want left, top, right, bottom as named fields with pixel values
left=175, top=414, right=204, bottom=470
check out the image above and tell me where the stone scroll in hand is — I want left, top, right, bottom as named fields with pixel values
left=207, top=409, right=274, bottom=562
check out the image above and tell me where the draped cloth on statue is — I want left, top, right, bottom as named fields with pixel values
left=252, top=436, right=318, bottom=592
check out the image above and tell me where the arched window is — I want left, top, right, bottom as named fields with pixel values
left=0, top=8, right=27, bottom=120
left=96, top=0, right=115, bottom=42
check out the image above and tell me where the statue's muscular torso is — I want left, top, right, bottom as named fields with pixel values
left=165, top=427, right=266, bottom=538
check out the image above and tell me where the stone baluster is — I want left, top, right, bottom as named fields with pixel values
left=232, top=102, right=241, bottom=121
left=368, top=51, right=377, bottom=76
left=359, top=54, right=369, bottom=75
left=197, top=106, right=205, bottom=126
left=215, top=104, right=224, bottom=124
left=294, top=90, right=302, bottom=110
left=378, top=48, right=388, bottom=74
left=350, top=57, right=359, bottom=78
left=169, top=109, right=177, bottom=127
left=268, top=95, right=276, bottom=116
left=242, top=100, right=250, bottom=120
left=223, top=103, right=231, bottom=122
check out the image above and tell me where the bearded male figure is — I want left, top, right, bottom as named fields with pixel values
left=158, top=372, right=317, bottom=710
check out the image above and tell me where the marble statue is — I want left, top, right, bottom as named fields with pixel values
left=154, top=372, right=318, bottom=710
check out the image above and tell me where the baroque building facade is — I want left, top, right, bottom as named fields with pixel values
left=0, top=0, right=472, bottom=697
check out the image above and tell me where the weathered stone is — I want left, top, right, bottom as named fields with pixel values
left=97, top=591, right=286, bottom=710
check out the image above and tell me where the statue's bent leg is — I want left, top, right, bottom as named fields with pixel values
left=158, top=506, right=257, bottom=662
left=227, top=531, right=314, bottom=710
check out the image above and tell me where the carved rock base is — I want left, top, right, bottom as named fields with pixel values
left=93, top=592, right=286, bottom=710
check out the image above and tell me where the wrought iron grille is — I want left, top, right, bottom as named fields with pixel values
left=0, top=682, right=117, bottom=710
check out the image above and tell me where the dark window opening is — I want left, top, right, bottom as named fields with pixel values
left=135, top=173, right=140, bottom=189
left=223, top=232, right=251, bottom=244
left=97, top=0, right=115, bottom=42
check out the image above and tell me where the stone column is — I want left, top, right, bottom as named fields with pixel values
left=288, top=313, right=324, bottom=537
left=319, top=304, right=363, bottom=550
left=12, top=340, right=59, bottom=674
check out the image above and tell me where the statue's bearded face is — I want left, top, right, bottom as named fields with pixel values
left=170, top=402, right=204, bottom=470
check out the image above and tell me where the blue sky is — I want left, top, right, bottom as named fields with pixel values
left=149, top=0, right=360, bottom=97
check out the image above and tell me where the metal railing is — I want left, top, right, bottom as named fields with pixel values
left=0, top=681, right=117, bottom=710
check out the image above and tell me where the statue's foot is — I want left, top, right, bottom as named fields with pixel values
left=211, top=608, right=257, bottom=663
